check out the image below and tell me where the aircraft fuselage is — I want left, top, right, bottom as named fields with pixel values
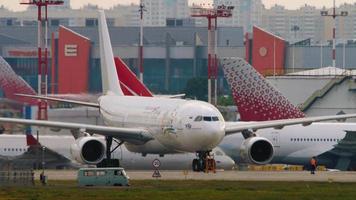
left=99, top=95, right=226, bottom=154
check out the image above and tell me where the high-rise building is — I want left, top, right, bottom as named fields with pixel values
left=260, top=3, right=356, bottom=43
left=141, top=0, right=189, bottom=26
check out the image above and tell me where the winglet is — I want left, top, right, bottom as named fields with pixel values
left=98, top=10, right=123, bottom=96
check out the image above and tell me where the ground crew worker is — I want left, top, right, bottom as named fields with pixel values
left=310, top=157, right=317, bottom=174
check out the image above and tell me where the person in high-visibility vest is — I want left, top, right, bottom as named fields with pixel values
left=310, top=157, right=317, bottom=174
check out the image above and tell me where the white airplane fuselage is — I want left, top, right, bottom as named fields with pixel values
left=99, top=95, right=226, bottom=154
left=220, top=122, right=354, bottom=167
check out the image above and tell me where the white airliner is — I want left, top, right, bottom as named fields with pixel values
left=0, top=134, right=235, bottom=170
left=220, top=57, right=356, bottom=170
left=1, top=11, right=356, bottom=172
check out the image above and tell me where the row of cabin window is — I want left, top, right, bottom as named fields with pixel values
left=290, top=138, right=340, bottom=142
left=2, top=148, right=27, bottom=152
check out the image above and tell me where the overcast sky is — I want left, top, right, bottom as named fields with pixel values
left=0, top=0, right=355, bottom=11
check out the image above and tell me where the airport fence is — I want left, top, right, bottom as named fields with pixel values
left=0, top=170, right=34, bottom=186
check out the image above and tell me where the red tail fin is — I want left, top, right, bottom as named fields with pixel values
left=0, top=57, right=37, bottom=105
left=221, top=57, right=305, bottom=121
left=114, top=57, right=153, bottom=97
left=26, top=133, right=40, bottom=146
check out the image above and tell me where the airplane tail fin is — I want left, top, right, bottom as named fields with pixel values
left=114, top=57, right=153, bottom=97
left=98, top=10, right=123, bottom=96
left=23, top=106, right=40, bottom=146
left=221, top=57, right=305, bottom=121
left=0, top=56, right=37, bottom=105
left=26, top=134, right=40, bottom=146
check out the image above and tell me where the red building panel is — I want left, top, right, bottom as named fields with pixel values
left=252, top=26, right=286, bottom=76
left=57, top=26, right=90, bottom=94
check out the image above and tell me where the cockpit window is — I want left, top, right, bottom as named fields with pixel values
left=203, top=116, right=212, bottom=121
left=215, top=151, right=223, bottom=156
left=194, top=116, right=202, bottom=121
left=196, top=116, right=220, bottom=122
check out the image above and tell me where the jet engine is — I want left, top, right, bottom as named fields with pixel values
left=70, top=136, right=106, bottom=165
left=240, top=137, right=274, bottom=165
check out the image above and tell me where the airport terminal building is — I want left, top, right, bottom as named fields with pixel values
left=0, top=25, right=244, bottom=95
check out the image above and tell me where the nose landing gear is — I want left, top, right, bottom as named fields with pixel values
left=192, top=151, right=216, bottom=173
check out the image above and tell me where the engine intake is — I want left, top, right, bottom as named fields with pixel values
left=240, top=137, right=274, bottom=165
left=70, top=136, right=106, bottom=165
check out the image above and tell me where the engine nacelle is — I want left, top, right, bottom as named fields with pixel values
left=240, top=137, right=274, bottom=165
left=70, top=136, right=106, bottom=165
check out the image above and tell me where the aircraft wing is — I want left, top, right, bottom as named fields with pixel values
left=15, top=94, right=100, bottom=108
left=315, top=130, right=356, bottom=170
left=155, top=94, right=186, bottom=98
left=225, top=114, right=356, bottom=135
left=0, top=117, right=153, bottom=144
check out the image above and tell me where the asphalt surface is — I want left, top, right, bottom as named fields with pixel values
left=35, top=170, right=356, bottom=182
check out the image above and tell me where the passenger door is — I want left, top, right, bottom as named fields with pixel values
left=270, top=131, right=280, bottom=157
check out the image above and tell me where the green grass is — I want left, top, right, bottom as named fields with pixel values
left=1, top=180, right=356, bottom=200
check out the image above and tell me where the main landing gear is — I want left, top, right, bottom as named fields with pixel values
left=192, top=151, right=216, bottom=173
left=97, top=136, right=124, bottom=168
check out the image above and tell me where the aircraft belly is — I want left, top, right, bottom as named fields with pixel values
left=124, top=139, right=179, bottom=154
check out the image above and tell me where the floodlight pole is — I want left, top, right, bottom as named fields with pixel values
left=321, top=0, right=348, bottom=68
left=191, top=4, right=234, bottom=105
left=20, top=0, right=64, bottom=120
left=291, top=25, right=300, bottom=72
left=139, top=1, right=146, bottom=83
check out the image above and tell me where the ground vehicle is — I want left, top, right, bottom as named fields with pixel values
left=77, top=167, right=129, bottom=186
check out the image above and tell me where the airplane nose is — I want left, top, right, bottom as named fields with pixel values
left=198, top=123, right=225, bottom=150
left=210, top=124, right=225, bottom=140
left=225, top=156, right=236, bottom=169
left=216, top=156, right=235, bottom=170
left=183, top=122, right=225, bottom=152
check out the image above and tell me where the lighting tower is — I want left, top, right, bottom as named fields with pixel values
left=321, top=0, right=348, bottom=68
left=191, top=4, right=233, bottom=105
left=138, top=1, right=146, bottom=82
left=20, top=0, right=64, bottom=120
left=291, top=25, right=300, bottom=72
